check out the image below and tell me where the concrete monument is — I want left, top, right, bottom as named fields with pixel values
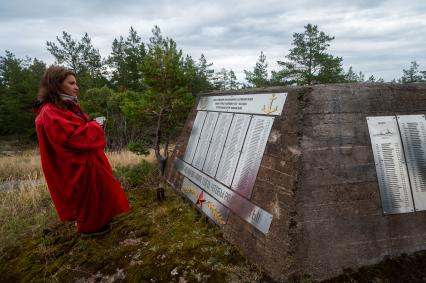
left=166, top=83, right=426, bottom=281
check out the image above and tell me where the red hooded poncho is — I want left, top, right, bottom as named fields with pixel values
left=35, top=102, right=129, bottom=233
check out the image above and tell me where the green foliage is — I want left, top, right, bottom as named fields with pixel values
left=344, top=66, right=365, bottom=83
left=141, top=26, right=191, bottom=93
left=192, top=54, right=216, bottom=94
left=228, top=70, right=239, bottom=90
left=273, top=24, right=345, bottom=85
left=213, top=68, right=240, bottom=90
left=399, top=61, right=426, bottom=83
left=79, top=86, right=112, bottom=118
left=213, top=68, right=229, bottom=90
left=244, top=51, right=270, bottom=87
left=114, top=160, right=157, bottom=188
left=77, top=87, right=146, bottom=149
left=127, top=140, right=149, bottom=156
left=130, top=26, right=194, bottom=162
left=0, top=51, right=46, bottom=137
left=5, top=23, right=426, bottom=147
left=366, top=75, right=384, bottom=83
left=46, top=31, right=108, bottom=90
left=107, top=27, right=146, bottom=92
left=183, top=54, right=217, bottom=96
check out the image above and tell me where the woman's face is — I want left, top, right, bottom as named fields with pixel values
left=61, top=75, right=79, bottom=96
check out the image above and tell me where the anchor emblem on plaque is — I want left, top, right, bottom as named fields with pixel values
left=262, top=94, right=278, bottom=114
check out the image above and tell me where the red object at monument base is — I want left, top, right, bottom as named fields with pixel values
left=196, top=191, right=206, bottom=208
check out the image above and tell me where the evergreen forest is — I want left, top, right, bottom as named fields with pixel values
left=1, top=24, right=425, bottom=148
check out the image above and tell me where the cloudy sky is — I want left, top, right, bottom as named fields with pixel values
left=1, top=0, right=425, bottom=82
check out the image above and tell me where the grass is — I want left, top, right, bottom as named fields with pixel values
left=0, top=181, right=262, bottom=282
left=0, top=149, right=147, bottom=182
left=0, top=181, right=56, bottom=252
left=0, top=148, right=43, bottom=182
left=0, top=149, right=149, bottom=251
left=3, top=148, right=426, bottom=282
left=0, top=149, right=262, bottom=282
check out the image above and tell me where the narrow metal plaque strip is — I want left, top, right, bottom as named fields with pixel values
left=181, top=178, right=229, bottom=226
left=197, top=93, right=287, bottom=116
left=232, top=116, right=274, bottom=198
left=203, top=113, right=233, bottom=176
left=397, top=115, right=426, bottom=211
left=183, top=111, right=207, bottom=163
left=367, top=116, right=414, bottom=214
left=192, top=112, right=219, bottom=170
left=215, top=114, right=252, bottom=186
left=176, top=159, right=273, bottom=234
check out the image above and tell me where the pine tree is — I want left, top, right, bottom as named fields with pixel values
left=244, top=51, right=270, bottom=87
left=0, top=51, right=46, bottom=136
left=107, top=27, right=146, bottom=91
left=195, top=54, right=215, bottom=93
left=274, top=24, right=345, bottom=85
left=186, top=54, right=215, bottom=96
left=46, top=32, right=107, bottom=90
left=399, top=61, right=425, bottom=83
left=229, top=70, right=240, bottom=90
left=345, top=66, right=365, bottom=82
left=123, top=26, right=194, bottom=197
left=213, top=68, right=229, bottom=90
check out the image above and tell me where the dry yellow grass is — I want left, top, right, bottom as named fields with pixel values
left=0, top=148, right=153, bottom=183
left=0, top=148, right=43, bottom=182
left=106, top=148, right=156, bottom=166
left=0, top=148, right=153, bottom=251
left=0, top=180, right=55, bottom=251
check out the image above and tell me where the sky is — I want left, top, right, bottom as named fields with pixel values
left=1, top=0, right=425, bottom=82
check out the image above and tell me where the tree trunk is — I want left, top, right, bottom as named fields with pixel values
left=154, top=107, right=166, bottom=201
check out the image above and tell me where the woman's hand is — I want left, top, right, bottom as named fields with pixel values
left=94, top=116, right=106, bottom=128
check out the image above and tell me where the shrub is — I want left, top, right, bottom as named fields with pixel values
left=114, top=160, right=157, bottom=188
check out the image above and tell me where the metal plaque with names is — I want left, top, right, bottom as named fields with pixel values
left=181, top=178, right=229, bottom=226
left=203, top=113, right=234, bottom=177
left=232, top=116, right=275, bottom=198
left=183, top=111, right=207, bottom=163
left=176, top=159, right=273, bottom=234
left=197, top=93, right=287, bottom=116
left=397, top=115, right=426, bottom=211
left=192, top=112, right=219, bottom=170
left=367, top=116, right=414, bottom=214
left=215, top=114, right=252, bottom=186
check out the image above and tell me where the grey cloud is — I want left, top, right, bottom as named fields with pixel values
left=0, top=0, right=425, bottom=82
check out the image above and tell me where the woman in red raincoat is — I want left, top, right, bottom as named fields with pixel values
left=34, top=66, right=129, bottom=236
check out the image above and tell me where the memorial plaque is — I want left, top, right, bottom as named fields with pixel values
left=215, top=114, right=251, bottom=186
left=181, top=178, right=229, bottom=226
left=176, top=159, right=273, bottom=234
left=192, top=112, right=219, bottom=169
left=203, top=113, right=233, bottom=176
left=183, top=111, right=207, bottom=163
left=397, top=115, right=426, bottom=211
left=197, top=93, right=287, bottom=115
left=367, top=116, right=414, bottom=214
left=232, top=116, right=275, bottom=198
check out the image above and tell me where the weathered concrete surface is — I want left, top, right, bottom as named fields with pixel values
left=166, top=83, right=426, bottom=281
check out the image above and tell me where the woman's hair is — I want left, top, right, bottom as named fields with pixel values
left=38, top=66, right=76, bottom=107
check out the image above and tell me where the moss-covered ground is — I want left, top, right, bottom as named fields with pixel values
left=0, top=184, right=265, bottom=282
left=2, top=160, right=426, bottom=283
